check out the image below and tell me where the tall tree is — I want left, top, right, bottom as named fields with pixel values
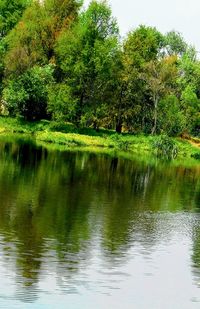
left=3, top=64, right=54, bottom=120
left=111, top=26, right=164, bottom=133
left=163, top=31, right=187, bottom=57
left=4, top=0, right=80, bottom=76
left=142, top=56, right=178, bottom=134
left=0, top=0, right=30, bottom=38
left=0, top=0, right=30, bottom=90
left=52, top=0, right=119, bottom=127
left=177, top=49, right=200, bottom=134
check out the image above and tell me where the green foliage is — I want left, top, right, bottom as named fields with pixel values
left=0, top=0, right=199, bottom=142
left=110, top=134, right=132, bottom=151
left=152, top=135, right=179, bottom=159
left=163, top=31, right=187, bottom=57
left=55, top=0, right=119, bottom=125
left=49, top=120, right=77, bottom=133
left=0, top=0, right=29, bottom=38
left=191, top=152, right=200, bottom=160
left=3, top=65, right=54, bottom=120
left=48, top=83, right=78, bottom=121
left=103, top=26, right=163, bottom=133
left=158, top=95, right=186, bottom=136
left=141, top=55, right=178, bottom=134
left=0, top=0, right=30, bottom=92
left=180, top=84, right=200, bottom=133
left=124, top=25, right=164, bottom=66
left=0, top=116, right=198, bottom=162
left=4, top=0, right=80, bottom=76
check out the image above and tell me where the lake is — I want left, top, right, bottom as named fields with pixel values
left=0, top=137, right=199, bottom=308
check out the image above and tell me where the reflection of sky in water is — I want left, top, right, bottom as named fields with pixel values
left=0, top=214, right=200, bottom=308
left=0, top=138, right=199, bottom=308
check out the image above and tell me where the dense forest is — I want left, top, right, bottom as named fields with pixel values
left=0, top=0, right=199, bottom=136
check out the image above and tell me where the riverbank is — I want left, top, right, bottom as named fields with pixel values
left=0, top=116, right=199, bottom=161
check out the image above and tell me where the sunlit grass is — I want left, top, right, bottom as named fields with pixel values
left=0, top=116, right=199, bottom=164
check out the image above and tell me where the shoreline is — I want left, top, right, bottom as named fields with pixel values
left=0, top=117, right=199, bottom=165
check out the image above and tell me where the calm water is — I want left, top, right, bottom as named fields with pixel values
left=0, top=138, right=199, bottom=308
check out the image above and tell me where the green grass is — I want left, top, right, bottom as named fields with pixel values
left=0, top=116, right=199, bottom=163
left=0, top=116, right=50, bottom=133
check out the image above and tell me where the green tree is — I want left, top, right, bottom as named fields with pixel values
left=110, top=25, right=164, bottom=133
left=142, top=55, right=178, bottom=134
left=3, top=65, right=54, bottom=120
left=158, top=95, right=185, bottom=136
left=123, top=25, right=164, bottom=66
left=54, top=0, right=119, bottom=127
left=0, top=0, right=30, bottom=91
left=177, top=49, right=200, bottom=134
left=0, top=0, right=30, bottom=38
left=4, top=0, right=80, bottom=77
left=163, top=31, right=187, bottom=57
left=180, top=84, right=200, bottom=134
left=48, top=83, right=78, bottom=121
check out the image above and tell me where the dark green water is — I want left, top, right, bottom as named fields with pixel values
left=0, top=138, right=200, bottom=308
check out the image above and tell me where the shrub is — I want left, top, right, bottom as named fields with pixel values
left=110, top=134, right=132, bottom=151
left=158, top=95, right=186, bottom=136
left=152, top=135, right=179, bottom=159
left=191, top=153, right=200, bottom=160
left=3, top=65, right=54, bottom=121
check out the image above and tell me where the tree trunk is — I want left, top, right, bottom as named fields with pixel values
left=151, top=94, right=158, bottom=135
left=116, top=87, right=123, bottom=134
left=93, top=120, right=99, bottom=132
left=76, top=91, right=84, bottom=126
left=116, top=122, right=122, bottom=133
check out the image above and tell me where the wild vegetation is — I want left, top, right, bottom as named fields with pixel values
left=0, top=0, right=199, bottom=159
left=0, top=116, right=199, bottom=163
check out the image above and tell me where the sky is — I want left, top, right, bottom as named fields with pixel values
left=84, top=0, right=200, bottom=52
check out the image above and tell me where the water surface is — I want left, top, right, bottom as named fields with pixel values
left=0, top=138, right=199, bottom=308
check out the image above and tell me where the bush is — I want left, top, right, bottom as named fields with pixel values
left=49, top=121, right=77, bottom=133
left=3, top=65, right=54, bottom=121
left=191, top=153, right=200, bottom=160
left=48, top=83, right=78, bottom=122
left=110, top=134, right=132, bottom=151
left=152, top=135, right=179, bottom=159
left=158, top=95, right=186, bottom=136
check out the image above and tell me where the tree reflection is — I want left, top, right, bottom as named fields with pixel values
left=191, top=217, right=200, bottom=287
left=0, top=138, right=198, bottom=301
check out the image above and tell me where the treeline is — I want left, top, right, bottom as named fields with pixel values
left=0, top=0, right=200, bottom=135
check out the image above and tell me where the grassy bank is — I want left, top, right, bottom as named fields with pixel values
left=0, top=116, right=199, bottom=162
